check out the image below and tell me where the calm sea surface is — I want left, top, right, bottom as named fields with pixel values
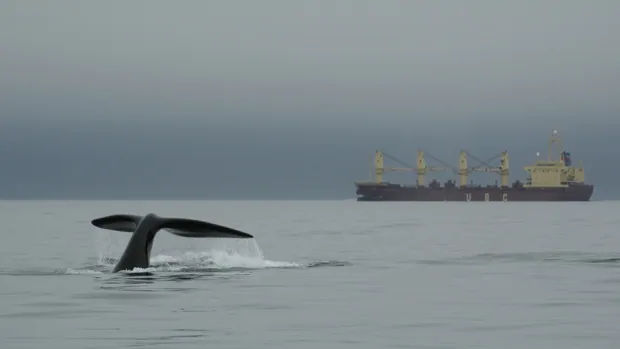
left=0, top=199, right=619, bottom=348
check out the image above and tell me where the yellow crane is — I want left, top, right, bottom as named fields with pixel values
left=370, top=149, right=454, bottom=186
left=462, top=150, right=511, bottom=188
left=368, top=148, right=510, bottom=188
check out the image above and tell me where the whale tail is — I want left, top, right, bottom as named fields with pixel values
left=91, top=213, right=254, bottom=239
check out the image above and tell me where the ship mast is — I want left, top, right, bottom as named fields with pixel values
left=547, top=129, right=564, bottom=162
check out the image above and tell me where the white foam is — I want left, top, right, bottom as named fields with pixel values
left=92, top=236, right=302, bottom=273
left=150, top=250, right=301, bottom=270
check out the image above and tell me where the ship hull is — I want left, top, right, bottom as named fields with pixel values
left=355, top=182, right=594, bottom=202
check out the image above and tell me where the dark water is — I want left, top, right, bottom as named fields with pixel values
left=0, top=200, right=619, bottom=348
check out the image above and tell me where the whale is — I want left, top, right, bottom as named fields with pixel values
left=91, top=213, right=254, bottom=273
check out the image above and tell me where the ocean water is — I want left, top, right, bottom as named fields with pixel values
left=0, top=199, right=619, bottom=348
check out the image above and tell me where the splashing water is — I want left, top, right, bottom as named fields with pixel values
left=86, top=234, right=304, bottom=274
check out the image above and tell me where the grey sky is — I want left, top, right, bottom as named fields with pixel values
left=1, top=1, right=619, bottom=199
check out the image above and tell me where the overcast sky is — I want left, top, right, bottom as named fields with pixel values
left=1, top=1, right=618, bottom=199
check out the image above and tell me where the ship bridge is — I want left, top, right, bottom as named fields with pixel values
left=524, top=130, right=585, bottom=188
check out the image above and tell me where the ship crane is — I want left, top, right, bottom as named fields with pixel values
left=463, top=150, right=510, bottom=188
left=370, top=150, right=414, bottom=184
left=417, top=150, right=459, bottom=187
left=371, top=150, right=451, bottom=186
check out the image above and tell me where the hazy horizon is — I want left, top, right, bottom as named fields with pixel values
left=1, top=1, right=618, bottom=200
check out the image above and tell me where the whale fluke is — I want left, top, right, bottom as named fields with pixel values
left=91, top=213, right=253, bottom=272
left=92, top=214, right=142, bottom=232
left=91, top=214, right=253, bottom=238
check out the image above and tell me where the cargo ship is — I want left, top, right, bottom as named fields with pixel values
left=354, top=130, right=594, bottom=202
